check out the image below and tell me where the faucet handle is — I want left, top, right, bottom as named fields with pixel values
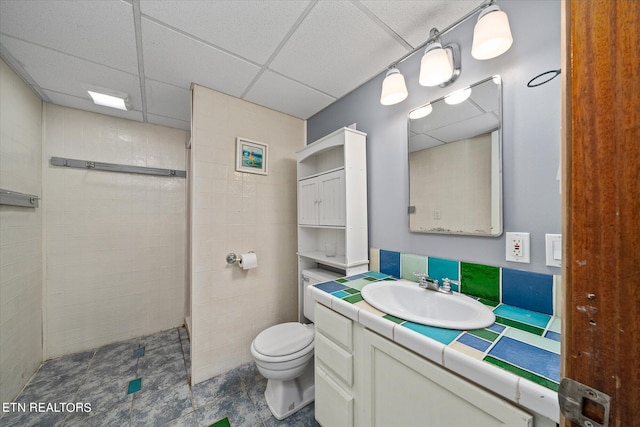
left=442, top=278, right=451, bottom=292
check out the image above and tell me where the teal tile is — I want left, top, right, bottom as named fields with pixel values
left=332, top=291, right=351, bottom=298
left=402, top=322, right=463, bottom=345
left=427, top=257, right=459, bottom=282
left=400, top=253, right=427, bottom=281
left=493, top=305, right=551, bottom=329
left=127, top=378, right=142, bottom=394
left=460, top=262, right=500, bottom=301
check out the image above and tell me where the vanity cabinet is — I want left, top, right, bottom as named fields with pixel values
left=314, top=303, right=356, bottom=427
left=360, top=328, right=533, bottom=427
left=313, top=300, right=550, bottom=427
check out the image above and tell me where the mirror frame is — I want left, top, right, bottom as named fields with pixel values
left=407, top=75, right=503, bottom=237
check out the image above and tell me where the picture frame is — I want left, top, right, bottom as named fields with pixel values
left=235, top=137, right=268, bottom=175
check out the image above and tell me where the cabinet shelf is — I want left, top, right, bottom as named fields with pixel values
left=298, top=251, right=369, bottom=269
left=298, top=224, right=346, bottom=230
left=298, top=166, right=345, bottom=182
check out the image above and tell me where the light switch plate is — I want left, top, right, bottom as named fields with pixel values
left=545, top=234, right=562, bottom=267
left=506, top=232, right=530, bottom=263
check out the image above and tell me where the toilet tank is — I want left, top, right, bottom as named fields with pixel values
left=302, top=268, right=342, bottom=322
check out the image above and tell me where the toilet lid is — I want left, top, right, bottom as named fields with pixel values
left=253, top=323, right=314, bottom=357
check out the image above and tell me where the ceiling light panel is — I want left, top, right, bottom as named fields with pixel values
left=139, top=0, right=311, bottom=65
left=141, top=18, right=260, bottom=95
left=0, top=0, right=138, bottom=74
left=0, top=35, right=142, bottom=106
left=269, top=0, right=409, bottom=98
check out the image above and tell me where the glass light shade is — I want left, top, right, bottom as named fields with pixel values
left=409, top=104, right=433, bottom=120
left=380, top=68, right=408, bottom=105
left=419, top=43, right=453, bottom=87
left=445, top=87, right=472, bottom=105
left=472, top=8, right=513, bottom=60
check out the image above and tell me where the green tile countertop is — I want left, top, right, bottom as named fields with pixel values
left=310, top=272, right=560, bottom=423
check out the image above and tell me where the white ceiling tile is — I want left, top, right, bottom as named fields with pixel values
left=145, top=80, right=191, bottom=122
left=1, top=35, right=142, bottom=109
left=139, top=0, right=312, bottom=64
left=147, top=113, right=190, bottom=131
left=269, top=1, right=410, bottom=98
left=244, top=70, right=335, bottom=119
left=43, top=90, right=144, bottom=123
left=0, top=0, right=138, bottom=74
left=141, top=18, right=260, bottom=96
left=360, top=1, right=484, bottom=48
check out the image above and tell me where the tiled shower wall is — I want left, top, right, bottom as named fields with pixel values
left=43, top=104, right=188, bottom=359
left=0, top=59, right=43, bottom=402
left=190, top=86, right=304, bottom=384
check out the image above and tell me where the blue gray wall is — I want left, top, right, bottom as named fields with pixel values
left=307, top=0, right=561, bottom=274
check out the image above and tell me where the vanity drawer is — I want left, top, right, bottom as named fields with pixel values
left=315, top=331, right=353, bottom=386
left=315, top=302, right=353, bottom=351
left=315, top=366, right=354, bottom=427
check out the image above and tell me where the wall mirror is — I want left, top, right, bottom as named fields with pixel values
left=408, top=75, right=502, bottom=236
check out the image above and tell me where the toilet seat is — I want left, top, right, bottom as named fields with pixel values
left=251, top=323, right=314, bottom=362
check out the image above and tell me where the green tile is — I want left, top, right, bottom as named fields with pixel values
left=210, top=418, right=231, bottom=427
left=344, top=294, right=363, bottom=304
left=127, top=378, right=142, bottom=394
left=400, top=253, right=428, bottom=281
left=478, top=298, right=500, bottom=307
left=343, top=288, right=360, bottom=295
left=336, top=278, right=349, bottom=283
left=383, top=314, right=405, bottom=324
left=460, top=262, right=500, bottom=301
left=495, top=316, right=544, bottom=336
left=484, top=356, right=559, bottom=391
left=468, top=329, right=500, bottom=342
left=364, top=276, right=377, bottom=281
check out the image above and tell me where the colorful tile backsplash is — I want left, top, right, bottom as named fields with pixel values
left=313, top=271, right=561, bottom=392
left=372, top=248, right=558, bottom=316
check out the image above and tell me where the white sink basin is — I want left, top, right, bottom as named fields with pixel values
left=361, top=280, right=495, bottom=330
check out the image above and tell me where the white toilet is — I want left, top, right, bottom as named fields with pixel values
left=250, top=268, right=342, bottom=420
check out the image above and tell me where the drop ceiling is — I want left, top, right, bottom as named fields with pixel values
left=0, top=0, right=483, bottom=131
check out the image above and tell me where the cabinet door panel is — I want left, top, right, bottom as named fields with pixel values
left=364, top=329, right=532, bottom=427
left=318, top=169, right=345, bottom=226
left=298, top=178, right=318, bottom=225
left=315, top=366, right=353, bottom=427
left=316, top=332, right=353, bottom=386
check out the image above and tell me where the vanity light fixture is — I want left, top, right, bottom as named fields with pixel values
left=379, top=0, right=512, bottom=106
left=380, top=66, right=409, bottom=106
left=87, top=88, right=132, bottom=111
left=471, top=5, right=513, bottom=60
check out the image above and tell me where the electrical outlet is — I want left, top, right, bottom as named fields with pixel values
left=506, top=232, right=530, bottom=263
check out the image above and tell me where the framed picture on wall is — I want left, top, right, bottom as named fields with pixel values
left=235, top=137, right=268, bottom=175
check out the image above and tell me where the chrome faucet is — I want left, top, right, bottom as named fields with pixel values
left=414, top=273, right=453, bottom=294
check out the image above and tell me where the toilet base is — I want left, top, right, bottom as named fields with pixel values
left=264, top=360, right=315, bottom=420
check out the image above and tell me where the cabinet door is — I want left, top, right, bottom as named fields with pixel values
left=298, top=177, right=318, bottom=225
left=362, top=329, right=533, bottom=427
left=318, top=169, right=345, bottom=226
left=316, top=366, right=353, bottom=427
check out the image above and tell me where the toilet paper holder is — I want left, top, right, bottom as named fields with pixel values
left=226, top=251, right=254, bottom=265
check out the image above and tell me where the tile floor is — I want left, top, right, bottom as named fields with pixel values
left=0, top=327, right=319, bottom=427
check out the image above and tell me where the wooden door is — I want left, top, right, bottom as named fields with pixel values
left=562, top=1, right=639, bottom=425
